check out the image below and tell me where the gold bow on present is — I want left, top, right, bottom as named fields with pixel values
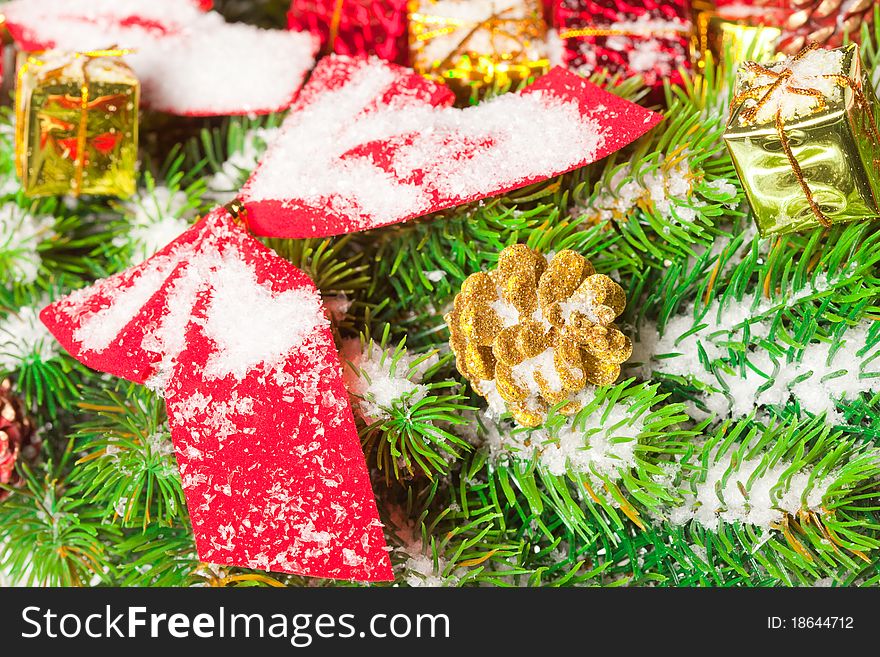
left=409, top=1, right=549, bottom=97
left=16, top=49, right=136, bottom=196
left=731, top=43, right=880, bottom=228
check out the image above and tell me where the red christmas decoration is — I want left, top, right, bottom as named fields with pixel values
left=287, top=0, right=410, bottom=65
left=0, top=379, right=39, bottom=501
left=240, top=55, right=662, bottom=238
left=554, top=0, right=693, bottom=97
left=41, top=208, right=393, bottom=581
left=2, top=0, right=318, bottom=116
left=39, top=56, right=661, bottom=581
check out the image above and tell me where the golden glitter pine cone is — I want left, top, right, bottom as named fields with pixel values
left=754, top=0, right=876, bottom=54
left=0, top=378, right=38, bottom=501
left=445, top=245, right=632, bottom=427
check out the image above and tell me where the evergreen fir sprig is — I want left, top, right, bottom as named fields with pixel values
left=185, top=115, right=283, bottom=202
left=368, top=193, right=574, bottom=337
left=640, top=223, right=880, bottom=424
left=447, top=449, right=629, bottom=586
left=0, top=201, right=57, bottom=287
left=615, top=524, right=780, bottom=586
left=667, top=41, right=740, bottom=118
left=0, top=194, right=122, bottom=289
left=347, top=326, right=475, bottom=483
left=100, top=156, right=207, bottom=268
left=399, top=510, right=529, bottom=587
left=0, top=288, right=84, bottom=418
left=660, top=416, right=880, bottom=585
left=475, top=381, right=699, bottom=544
left=266, top=234, right=372, bottom=331
left=0, top=441, right=120, bottom=586
left=857, top=6, right=880, bottom=83
left=574, top=89, right=743, bottom=270
left=71, top=384, right=185, bottom=530
left=112, top=525, right=201, bottom=587
left=268, top=235, right=369, bottom=296
left=384, top=479, right=530, bottom=587
left=0, top=108, right=18, bottom=198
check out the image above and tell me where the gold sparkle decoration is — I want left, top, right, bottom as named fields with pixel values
left=445, top=244, right=632, bottom=427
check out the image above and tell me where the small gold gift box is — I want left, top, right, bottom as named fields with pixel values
left=15, top=49, right=139, bottom=198
left=408, top=0, right=550, bottom=104
left=723, top=44, right=880, bottom=236
left=695, top=4, right=785, bottom=70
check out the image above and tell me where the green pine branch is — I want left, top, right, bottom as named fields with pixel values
left=0, top=441, right=120, bottom=586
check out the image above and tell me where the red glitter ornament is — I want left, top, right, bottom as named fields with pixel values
left=554, top=0, right=693, bottom=97
left=0, top=379, right=39, bottom=501
left=287, top=0, right=410, bottom=64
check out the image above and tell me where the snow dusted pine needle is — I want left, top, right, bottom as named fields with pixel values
left=483, top=398, right=643, bottom=481
left=344, top=341, right=439, bottom=423
left=206, top=128, right=280, bottom=204
left=119, top=187, right=194, bottom=264
left=668, top=445, right=829, bottom=531
left=0, top=304, right=58, bottom=371
left=586, top=152, right=738, bottom=228
left=638, top=274, right=880, bottom=423
left=0, top=205, right=55, bottom=285
left=659, top=416, right=880, bottom=574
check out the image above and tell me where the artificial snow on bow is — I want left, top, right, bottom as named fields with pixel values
left=239, top=55, right=662, bottom=237
left=2, top=0, right=318, bottom=115
left=41, top=207, right=393, bottom=581
left=40, top=55, right=661, bottom=581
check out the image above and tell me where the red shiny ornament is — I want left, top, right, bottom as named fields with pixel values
left=287, top=0, right=410, bottom=65
left=554, top=0, right=693, bottom=97
left=0, top=379, right=38, bottom=501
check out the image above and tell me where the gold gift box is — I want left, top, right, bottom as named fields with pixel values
left=694, top=3, right=785, bottom=70
left=15, top=50, right=139, bottom=198
left=408, top=0, right=550, bottom=105
left=723, top=44, right=880, bottom=236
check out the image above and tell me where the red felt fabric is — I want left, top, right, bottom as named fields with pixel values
left=241, top=55, right=662, bottom=238
left=40, top=209, right=392, bottom=582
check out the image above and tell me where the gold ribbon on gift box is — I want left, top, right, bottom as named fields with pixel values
left=557, top=25, right=690, bottom=41
left=409, top=2, right=549, bottom=96
left=15, top=48, right=134, bottom=196
left=556, top=17, right=693, bottom=80
left=731, top=43, right=880, bottom=227
left=327, top=0, right=346, bottom=54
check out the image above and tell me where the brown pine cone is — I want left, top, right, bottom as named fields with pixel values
left=445, top=245, right=632, bottom=427
left=0, top=379, right=39, bottom=500
left=756, top=0, right=876, bottom=54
